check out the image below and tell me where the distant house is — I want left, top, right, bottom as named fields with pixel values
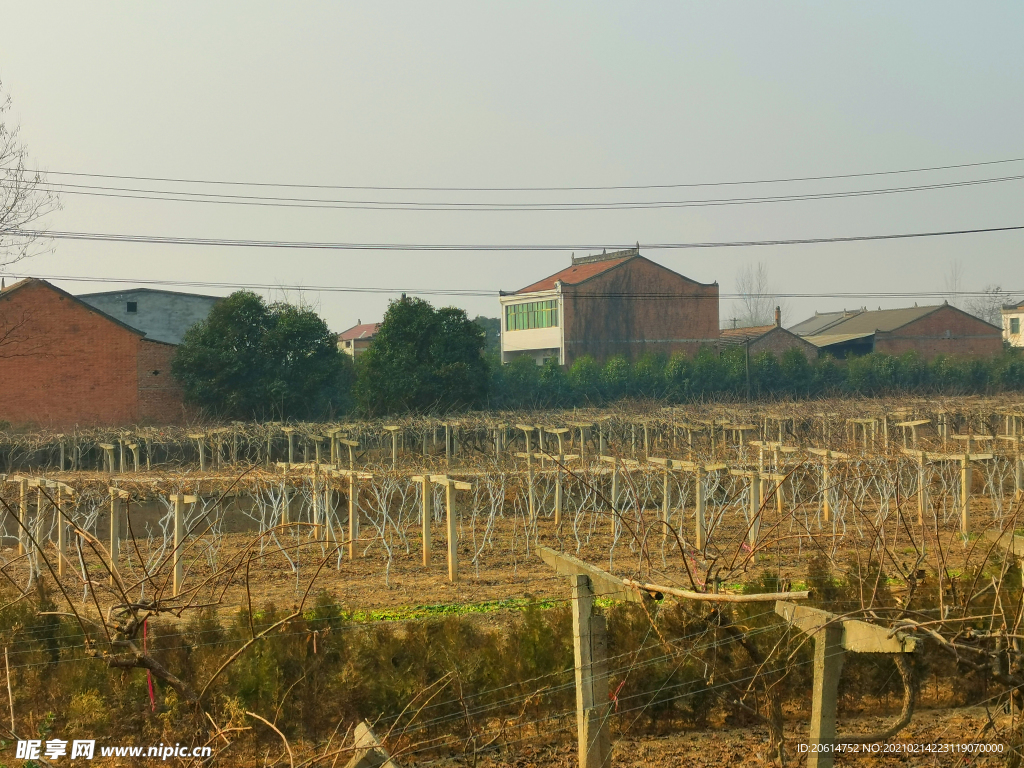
left=338, top=322, right=380, bottom=358
left=77, top=287, right=222, bottom=345
left=720, top=309, right=818, bottom=359
left=797, top=304, right=1002, bottom=360
left=0, top=278, right=187, bottom=427
left=499, top=248, right=719, bottom=365
left=1002, top=299, right=1024, bottom=347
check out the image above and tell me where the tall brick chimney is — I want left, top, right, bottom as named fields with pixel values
left=774, top=306, right=781, bottom=327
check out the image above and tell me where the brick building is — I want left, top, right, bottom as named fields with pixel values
left=0, top=278, right=188, bottom=428
left=720, top=309, right=818, bottom=359
left=498, top=248, right=719, bottom=365
left=337, top=322, right=380, bottom=358
left=798, top=304, right=1002, bottom=360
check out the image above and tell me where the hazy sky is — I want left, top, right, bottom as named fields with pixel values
left=1, top=2, right=1021, bottom=331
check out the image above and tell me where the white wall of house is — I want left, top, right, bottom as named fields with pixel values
left=1003, top=308, right=1024, bottom=347
left=499, top=289, right=564, bottom=364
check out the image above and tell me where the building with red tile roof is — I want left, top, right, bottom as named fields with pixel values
left=498, top=248, right=719, bottom=365
left=337, top=321, right=380, bottom=358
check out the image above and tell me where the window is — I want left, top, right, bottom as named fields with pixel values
left=126, top=301, right=138, bottom=313
left=1012, top=317, right=1021, bottom=335
left=505, top=299, right=558, bottom=331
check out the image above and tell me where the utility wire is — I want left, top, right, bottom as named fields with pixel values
left=17, top=154, right=1024, bottom=192
left=28, top=173, right=1024, bottom=211
left=2, top=270, right=1021, bottom=302
left=6, top=223, right=1024, bottom=253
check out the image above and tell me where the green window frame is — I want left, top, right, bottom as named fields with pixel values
left=1012, top=317, right=1021, bottom=335
left=505, top=299, right=559, bottom=331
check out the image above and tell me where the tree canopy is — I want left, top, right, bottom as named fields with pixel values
left=172, top=291, right=351, bottom=420
left=356, top=297, right=488, bottom=414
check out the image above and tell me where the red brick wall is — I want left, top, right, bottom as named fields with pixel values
left=137, top=340, right=188, bottom=424
left=0, top=280, right=186, bottom=428
left=874, top=306, right=1003, bottom=359
left=561, top=257, right=719, bottom=365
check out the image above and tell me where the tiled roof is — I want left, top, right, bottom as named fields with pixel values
left=820, top=305, right=942, bottom=335
left=719, top=325, right=776, bottom=343
left=788, top=310, right=863, bottom=336
left=516, top=256, right=633, bottom=294
left=338, top=322, right=380, bottom=341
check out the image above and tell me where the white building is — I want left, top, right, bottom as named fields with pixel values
left=1003, top=299, right=1024, bottom=347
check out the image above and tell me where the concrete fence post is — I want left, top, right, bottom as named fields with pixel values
left=349, top=474, right=359, bottom=560
left=172, top=494, right=184, bottom=597
left=807, top=624, right=845, bottom=768
left=694, top=468, right=706, bottom=550
left=109, top=492, right=120, bottom=586
left=748, top=472, right=761, bottom=548
left=571, top=574, right=611, bottom=768
left=961, top=457, right=972, bottom=537
left=18, top=479, right=27, bottom=557
left=421, top=475, right=432, bottom=566
left=446, top=481, right=458, bottom=583
left=56, top=486, right=67, bottom=578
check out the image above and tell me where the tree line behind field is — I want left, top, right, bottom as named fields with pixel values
left=171, top=292, right=1024, bottom=420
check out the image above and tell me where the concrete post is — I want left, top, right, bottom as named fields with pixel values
left=807, top=624, right=845, bottom=768
left=109, top=493, right=120, bottom=586
left=446, top=482, right=458, bottom=583
left=422, top=475, right=432, bottom=566
left=18, top=479, right=27, bottom=557
left=555, top=433, right=565, bottom=527
left=197, top=438, right=206, bottom=472
left=609, top=462, right=618, bottom=536
left=695, top=468, right=706, bottom=550
left=961, top=457, right=972, bottom=537
left=918, top=453, right=928, bottom=526
left=173, top=494, right=184, bottom=597
left=598, top=425, right=606, bottom=457
left=56, top=486, right=67, bottom=578
left=349, top=474, right=359, bottom=560
left=821, top=453, right=831, bottom=524
left=287, top=430, right=295, bottom=466
left=445, top=423, right=451, bottom=464
left=661, top=468, right=670, bottom=542
left=571, top=574, right=611, bottom=768
left=749, top=472, right=761, bottom=548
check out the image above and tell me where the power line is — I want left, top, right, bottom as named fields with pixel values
left=29, top=172, right=1024, bottom=211
left=7, top=223, right=1023, bottom=253
left=19, top=154, right=1024, bottom=192
left=3, top=271, right=1020, bottom=302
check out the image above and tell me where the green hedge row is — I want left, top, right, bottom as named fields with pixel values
left=486, top=346, right=1024, bottom=409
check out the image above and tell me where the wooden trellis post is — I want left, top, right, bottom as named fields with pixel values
left=806, top=448, right=849, bottom=524
left=572, top=422, right=593, bottom=462
left=728, top=467, right=762, bottom=548
left=108, top=488, right=126, bottom=586
left=18, top=478, right=27, bottom=556
left=56, top=485, right=68, bottom=577
left=551, top=428, right=570, bottom=526
left=775, top=602, right=916, bottom=768
left=428, top=475, right=472, bottom=583
left=333, top=469, right=372, bottom=560
left=650, top=458, right=725, bottom=549
left=417, top=474, right=432, bottom=565
left=283, top=427, right=296, bottom=467
left=516, top=424, right=537, bottom=520
left=384, top=426, right=400, bottom=468
left=171, top=493, right=197, bottom=597
left=538, top=547, right=652, bottom=768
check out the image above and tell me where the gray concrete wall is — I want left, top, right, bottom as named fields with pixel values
left=78, top=289, right=222, bottom=345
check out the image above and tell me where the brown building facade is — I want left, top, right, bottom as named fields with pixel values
left=0, top=279, right=187, bottom=428
left=499, top=249, right=719, bottom=365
